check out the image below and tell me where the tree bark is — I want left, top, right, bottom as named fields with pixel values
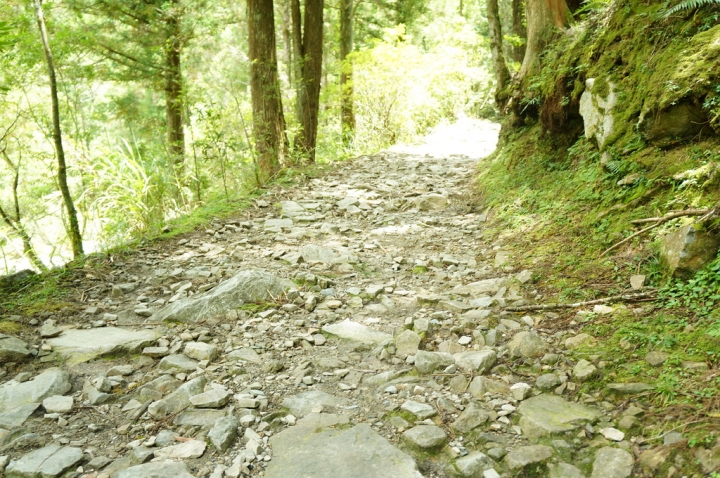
left=340, top=0, right=355, bottom=145
left=487, top=0, right=510, bottom=107
left=518, top=0, right=569, bottom=81
left=165, top=0, right=185, bottom=171
left=291, top=0, right=324, bottom=163
left=248, top=0, right=288, bottom=183
left=512, top=0, right=526, bottom=63
left=281, top=0, right=293, bottom=84
left=33, top=0, right=84, bottom=260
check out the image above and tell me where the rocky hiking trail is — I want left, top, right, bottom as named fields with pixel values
left=0, top=118, right=694, bottom=478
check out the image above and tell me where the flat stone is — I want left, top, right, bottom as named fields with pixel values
left=504, top=445, right=554, bottom=470
left=281, top=390, right=349, bottom=418
left=0, top=334, right=31, bottom=362
left=452, top=278, right=505, bottom=296
left=0, top=403, right=40, bottom=428
left=573, top=359, right=598, bottom=382
left=151, top=270, right=292, bottom=323
left=547, top=462, right=586, bottom=478
left=42, top=396, right=73, bottom=414
left=395, top=330, right=421, bottom=359
left=644, top=351, right=668, bottom=367
left=468, top=376, right=509, bottom=397
left=535, top=373, right=561, bottom=391
left=174, top=409, right=226, bottom=428
left=448, top=452, right=496, bottom=477
left=517, top=394, right=601, bottom=438
left=300, top=244, right=358, bottom=264
left=115, top=462, right=195, bottom=478
left=451, top=402, right=489, bottom=433
left=6, top=444, right=83, bottom=478
left=265, top=414, right=422, bottom=478
left=510, top=383, right=532, bottom=401
left=141, top=346, right=169, bottom=358
left=600, top=427, right=625, bottom=442
left=208, top=416, right=239, bottom=451
left=414, top=350, right=455, bottom=375
left=605, top=383, right=654, bottom=395
left=189, top=389, right=232, bottom=408
left=152, top=439, right=206, bottom=460
left=564, top=333, right=596, bottom=350
left=184, top=342, right=218, bottom=361
left=0, top=368, right=70, bottom=414
left=400, top=400, right=437, bottom=420
left=403, top=425, right=447, bottom=449
left=322, top=320, right=392, bottom=345
left=630, top=274, right=645, bottom=290
left=590, top=447, right=633, bottom=478
left=148, top=376, right=207, bottom=418
left=453, top=350, right=497, bottom=373
left=157, top=354, right=198, bottom=373
left=507, top=331, right=547, bottom=358
left=227, top=347, right=262, bottom=364
left=264, top=218, right=293, bottom=231
left=47, top=327, right=161, bottom=364
left=414, top=194, right=449, bottom=211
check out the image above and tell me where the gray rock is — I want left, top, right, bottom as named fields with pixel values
left=157, top=354, right=198, bottom=373
left=6, top=444, right=83, bottom=478
left=517, top=394, right=601, bottom=438
left=414, top=194, right=449, bottom=210
left=395, top=330, right=421, bottom=359
left=548, top=462, right=586, bottom=478
left=605, top=383, right=654, bottom=395
left=184, top=342, right=218, bottom=361
left=264, top=218, right=293, bottom=231
left=660, top=224, right=720, bottom=278
left=573, top=360, right=598, bottom=382
left=152, top=439, right=206, bottom=460
left=452, top=278, right=505, bottom=296
left=639, top=101, right=707, bottom=143
left=403, top=425, right=447, bottom=449
left=227, top=347, right=262, bottom=364
left=0, top=368, right=70, bottom=414
left=0, top=403, right=40, bottom=428
left=42, top=396, right=73, bottom=414
left=0, top=334, right=31, bottom=362
left=115, top=462, right=195, bottom=478
left=300, top=244, right=358, bottom=264
left=174, top=409, right=226, bottom=428
left=448, top=452, right=496, bottom=477
left=453, top=350, right=496, bottom=373
left=47, top=327, right=160, bottom=364
left=151, top=270, right=292, bottom=323
left=322, top=320, right=392, bottom=345
left=208, top=416, right=239, bottom=451
left=579, top=77, right=617, bottom=149
left=148, top=376, right=207, bottom=418
left=451, top=402, right=489, bottom=433
left=565, top=333, right=596, bottom=350
left=189, top=389, right=232, bottom=408
left=400, top=400, right=437, bottom=420
left=281, top=390, right=349, bottom=418
left=590, top=447, right=633, bottom=478
left=535, top=373, right=561, bottom=391
left=414, top=350, right=455, bottom=375
left=507, top=331, right=547, bottom=358
left=265, top=414, right=422, bottom=478
left=504, top=445, right=554, bottom=470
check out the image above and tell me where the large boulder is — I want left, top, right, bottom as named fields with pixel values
left=0, top=334, right=31, bottom=362
left=0, top=368, right=71, bottom=414
left=638, top=101, right=707, bottom=143
left=47, top=327, right=160, bottom=364
left=151, top=270, right=292, bottom=323
left=660, top=224, right=720, bottom=278
left=579, top=78, right=618, bottom=150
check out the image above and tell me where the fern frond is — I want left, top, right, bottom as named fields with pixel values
left=663, top=0, right=720, bottom=18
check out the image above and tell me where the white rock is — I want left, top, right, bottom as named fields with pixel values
left=600, top=427, right=625, bottom=442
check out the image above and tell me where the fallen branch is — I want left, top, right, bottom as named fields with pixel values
left=601, top=208, right=713, bottom=257
left=504, top=292, right=655, bottom=312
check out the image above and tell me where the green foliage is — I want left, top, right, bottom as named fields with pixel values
left=662, top=0, right=720, bottom=18
left=660, top=253, right=720, bottom=315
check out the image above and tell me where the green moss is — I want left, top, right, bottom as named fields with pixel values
left=0, top=320, right=23, bottom=334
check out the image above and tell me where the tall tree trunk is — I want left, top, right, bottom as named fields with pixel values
left=340, top=0, right=355, bottom=145
left=291, top=0, right=324, bottom=163
left=281, top=0, right=293, bottom=84
left=487, top=0, right=510, bottom=107
left=512, top=0, right=526, bottom=63
left=165, top=1, right=185, bottom=172
left=518, top=0, right=569, bottom=81
left=33, top=0, right=83, bottom=260
left=248, top=0, right=288, bottom=183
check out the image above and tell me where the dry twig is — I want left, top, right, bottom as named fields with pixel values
left=504, top=292, right=655, bottom=312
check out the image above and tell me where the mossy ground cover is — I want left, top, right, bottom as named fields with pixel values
left=481, top=0, right=720, bottom=464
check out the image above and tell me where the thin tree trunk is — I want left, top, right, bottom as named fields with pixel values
left=340, top=0, right=355, bottom=145
left=165, top=1, right=185, bottom=172
left=248, top=0, right=288, bottom=183
left=33, top=0, right=83, bottom=260
left=518, top=0, right=569, bottom=81
left=281, top=0, right=293, bottom=84
left=487, top=0, right=510, bottom=106
left=291, top=0, right=324, bottom=163
left=512, top=0, right=526, bottom=63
